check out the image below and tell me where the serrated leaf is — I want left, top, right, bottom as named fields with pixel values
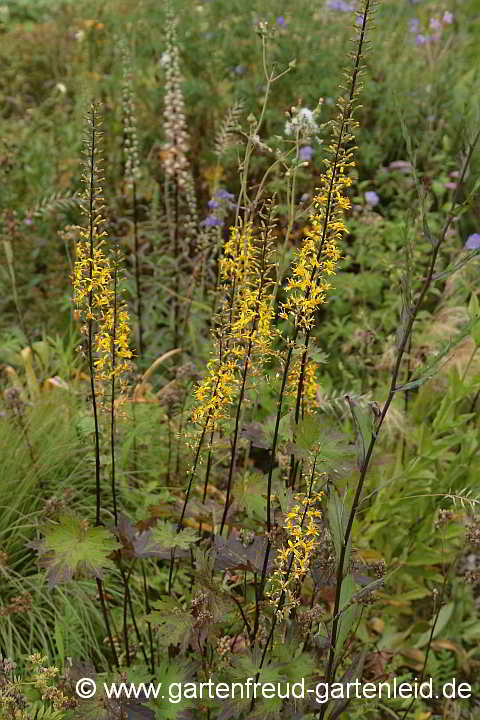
left=293, top=414, right=320, bottom=451
left=146, top=598, right=193, bottom=650
left=30, top=514, right=118, bottom=588
left=152, top=522, right=198, bottom=551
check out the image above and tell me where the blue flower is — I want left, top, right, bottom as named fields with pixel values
left=216, top=189, right=233, bottom=200
left=408, top=18, right=420, bottom=33
left=203, top=214, right=224, bottom=227
left=208, top=199, right=220, bottom=209
left=465, top=234, right=480, bottom=250
left=299, top=145, right=314, bottom=162
left=364, top=191, right=380, bottom=207
left=327, top=0, right=354, bottom=11
left=276, top=15, right=286, bottom=26
left=216, top=189, right=235, bottom=202
left=415, top=33, right=428, bottom=45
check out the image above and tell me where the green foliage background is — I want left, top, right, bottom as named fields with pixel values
left=0, top=0, right=480, bottom=718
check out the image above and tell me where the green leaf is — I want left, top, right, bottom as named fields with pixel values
left=277, top=486, right=293, bottom=514
left=335, top=574, right=360, bottom=663
left=293, top=414, right=320, bottom=451
left=31, top=514, right=119, bottom=587
left=327, top=489, right=350, bottom=567
left=54, top=614, right=65, bottom=666
left=423, top=213, right=439, bottom=249
left=345, top=395, right=374, bottom=470
left=416, top=602, right=454, bottom=647
left=395, top=318, right=478, bottom=392
left=406, top=545, right=454, bottom=566
left=3, top=239, right=15, bottom=272
left=152, top=522, right=198, bottom=551
left=432, top=249, right=480, bottom=282
left=468, top=292, right=480, bottom=321
left=75, top=414, right=96, bottom=437
left=146, top=598, right=193, bottom=651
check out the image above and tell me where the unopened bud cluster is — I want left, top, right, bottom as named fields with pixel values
left=120, top=42, right=141, bottom=189
left=161, top=15, right=191, bottom=190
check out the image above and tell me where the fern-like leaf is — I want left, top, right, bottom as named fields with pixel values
left=214, top=100, right=244, bottom=158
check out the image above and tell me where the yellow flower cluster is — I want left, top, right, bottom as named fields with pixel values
left=266, top=489, right=324, bottom=619
left=220, top=222, right=254, bottom=288
left=191, top=354, right=238, bottom=430
left=73, top=237, right=112, bottom=318
left=280, top=165, right=352, bottom=330
left=222, top=222, right=275, bottom=362
left=287, top=356, right=318, bottom=413
left=191, top=220, right=275, bottom=431
left=72, top=104, right=133, bottom=399
left=73, top=239, right=133, bottom=388
left=95, top=306, right=134, bottom=380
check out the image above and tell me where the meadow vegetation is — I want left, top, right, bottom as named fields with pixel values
left=1, top=0, right=480, bottom=718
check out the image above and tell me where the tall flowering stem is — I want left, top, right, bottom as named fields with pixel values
left=169, top=215, right=274, bottom=590
left=73, top=104, right=108, bottom=528
left=73, top=110, right=133, bottom=524
left=168, top=332, right=235, bottom=593
left=120, top=41, right=144, bottom=359
left=73, top=102, right=128, bottom=668
left=219, top=205, right=276, bottom=534
left=250, top=466, right=322, bottom=711
left=104, top=246, right=133, bottom=525
left=259, top=1, right=371, bottom=602
left=161, top=5, right=198, bottom=347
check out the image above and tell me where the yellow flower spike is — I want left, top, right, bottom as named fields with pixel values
left=72, top=104, right=134, bottom=407
left=266, top=489, right=324, bottom=618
